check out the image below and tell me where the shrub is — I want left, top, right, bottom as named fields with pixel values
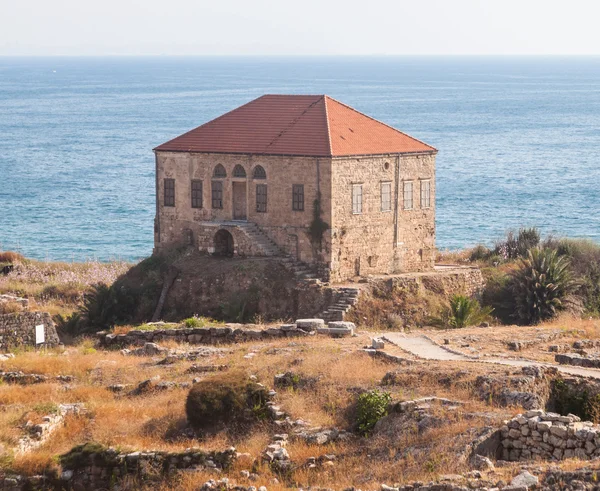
left=53, top=312, right=83, bottom=338
left=481, top=268, right=514, bottom=324
left=355, top=389, right=392, bottom=436
left=0, top=251, right=25, bottom=264
left=431, top=294, right=493, bottom=329
left=510, top=247, right=577, bottom=325
left=494, top=227, right=540, bottom=261
left=543, top=237, right=600, bottom=316
left=185, top=370, right=270, bottom=433
left=469, top=244, right=491, bottom=262
left=80, top=283, right=117, bottom=331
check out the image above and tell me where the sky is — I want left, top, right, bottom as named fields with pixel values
left=2, top=0, right=600, bottom=56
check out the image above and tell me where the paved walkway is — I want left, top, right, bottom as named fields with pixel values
left=382, top=333, right=600, bottom=380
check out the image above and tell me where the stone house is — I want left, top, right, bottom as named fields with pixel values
left=153, top=95, right=437, bottom=282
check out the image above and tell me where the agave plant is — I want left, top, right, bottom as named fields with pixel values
left=431, top=294, right=493, bottom=329
left=510, top=247, right=578, bottom=325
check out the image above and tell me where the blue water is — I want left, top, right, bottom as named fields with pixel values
left=1, top=56, right=600, bottom=261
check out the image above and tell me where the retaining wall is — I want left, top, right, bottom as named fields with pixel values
left=98, top=324, right=310, bottom=348
left=0, top=311, right=59, bottom=350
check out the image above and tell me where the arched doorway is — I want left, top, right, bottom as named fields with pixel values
left=214, top=229, right=234, bottom=257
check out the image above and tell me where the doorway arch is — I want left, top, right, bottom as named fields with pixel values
left=214, top=229, right=234, bottom=257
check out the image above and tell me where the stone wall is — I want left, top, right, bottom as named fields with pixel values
left=497, top=410, right=600, bottom=461
left=155, top=151, right=331, bottom=265
left=0, top=311, right=59, bottom=350
left=0, top=444, right=237, bottom=491
left=329, top=153, right=436, bottom=282
left=369, top=267, right=485, bottom=299
left=98, top=324, right=311, bottom=348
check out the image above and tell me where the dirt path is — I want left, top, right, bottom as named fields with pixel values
left=383, top=332, right=600, bottom=380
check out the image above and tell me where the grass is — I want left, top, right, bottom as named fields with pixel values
left=0, top=256, right=130, bottom=316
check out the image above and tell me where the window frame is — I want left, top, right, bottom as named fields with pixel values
left=292, top=184, right=304, bottom=211
left=191, top=179, right=203, bottom=209
left=213, top=164, right=227, bottom=178
left=352, top=183, right=363, bottom=215
left=233, top=164, right=247, bottom=178
left=211, top=180, right=223, bottom=209
left=403, top=180, right=414, bottom=210
left=256, top=184, right=267, bottom=213
left=253, top=165, right=267, bottom=179
left=164, top=178, right=175, bottom=207
left=420, top=179, right=431, bottom=209
left=380, top=181, right=392, bottom=212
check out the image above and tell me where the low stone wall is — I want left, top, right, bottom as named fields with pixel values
left=555, top=353, right=600, bottom=368
left=57, top=444, right=236, bottom=490
left=98, top=324, right=311, bottom=348
left=499, top=410, right=600, bottom=461
left=0, top=311, right=59, bottom=350
left=371, top=266, right=485, bottom=298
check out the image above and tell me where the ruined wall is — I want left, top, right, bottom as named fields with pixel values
left=154, top=151, right=332, bottom=265
left=0, top=312, right=59, bottom=350
left=329, top=153, right=435, bottom=282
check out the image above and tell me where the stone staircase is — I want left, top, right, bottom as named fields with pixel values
left=225, top=221, right=323, bottom=282
left=317, top=287, right=361, bottom=322
left=222, top=221, right=282, bottom=257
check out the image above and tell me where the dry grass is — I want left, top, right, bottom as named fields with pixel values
left=0, top=324, right=575, bottom=488
left=0, top=258, right=130, bottom=316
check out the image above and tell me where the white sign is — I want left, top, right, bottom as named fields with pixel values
left=35, top=325, right=45, bottom=345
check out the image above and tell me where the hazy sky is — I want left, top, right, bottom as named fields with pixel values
left=2, top=0, right=600, bottom=56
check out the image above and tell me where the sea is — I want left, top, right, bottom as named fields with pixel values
left=1, top=56, right=600, bottom=262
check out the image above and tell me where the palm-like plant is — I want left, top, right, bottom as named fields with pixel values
left=510, top=247, right=577, bottom=324
left=431, top=294, right=493, bottom=329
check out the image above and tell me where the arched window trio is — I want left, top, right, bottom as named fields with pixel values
left=163, top=164, right=269, bottom=213
left=209, top=164, right=268, bottom=212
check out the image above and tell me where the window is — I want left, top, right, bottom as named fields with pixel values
left=381, top=182, right=392, bottom=212
left=421, top=180, right=431, bottom=208
left=403, top=181, right=413, bottom=210
left=352, top=184, right=363, bottom=214
left=253, top=165, right=266, bottom=179
left=191, top=180, right=203, bottom=209
left=211, top=181, right=223, bottom=209
left=164, top=178, right=175, bottom=207
left=256, top=184, right=267, bottom=212
left=233, top=164, right=246, bottom=178
left=213, top=164, right=227, bottom=178
left=292, top=184, right=304, bottom=211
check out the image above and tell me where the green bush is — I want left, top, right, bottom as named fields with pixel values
left=431, top=294, right=493, bottom=329
left=53, top=312, right=83, bottom=338
left=544, top=237, right=600, bottom=316
left=510, top=247, right=577, bottom=325
left=355, top=389, right=392, bottom=436
left=494, top=227, right=540, bottom=261
left=80, top=283, right=117, bottom=331
left=469, top=244, right=491, bottom=262
left=185, top=370, right=270, bottom=433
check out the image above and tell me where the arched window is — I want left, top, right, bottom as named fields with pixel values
left=213, top=164, right=227, bottom=178
left=233, top=164, right=247, bottom=178
left=253, top=165, right=267, bottom=179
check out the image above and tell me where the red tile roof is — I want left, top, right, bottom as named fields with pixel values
left=154, top=95, right=436, bottom=157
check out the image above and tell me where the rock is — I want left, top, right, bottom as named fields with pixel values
left=472, top=454, right=495, bottom=471
left=371, top=337, right=385, bottom=349
left=295, top=319, right=325, bottom=332
left=510, top=470, right=538, bottom=488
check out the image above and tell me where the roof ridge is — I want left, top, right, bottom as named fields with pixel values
left=322, top=96, right=333, bottom=156
left=324, top=95, right=437, bottom=153
left=263, top=95, right=330, bottom=155
left=153, top=95, right=268, bottom=151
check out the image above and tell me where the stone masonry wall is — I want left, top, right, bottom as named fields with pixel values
left=0, top=312, right=59, bottom=350
left=499, top=410, right=600, bottom=461
left=155, top=151, right=332, bottom=265
left=98, top=324, right=311, bottom=348
left=329, top=153, right=435, bottom=282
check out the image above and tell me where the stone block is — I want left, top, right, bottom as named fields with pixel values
left=295, top=319, right=325, bottom=332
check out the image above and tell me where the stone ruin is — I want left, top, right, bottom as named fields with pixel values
left=0, top=311, right=60, bottom=350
